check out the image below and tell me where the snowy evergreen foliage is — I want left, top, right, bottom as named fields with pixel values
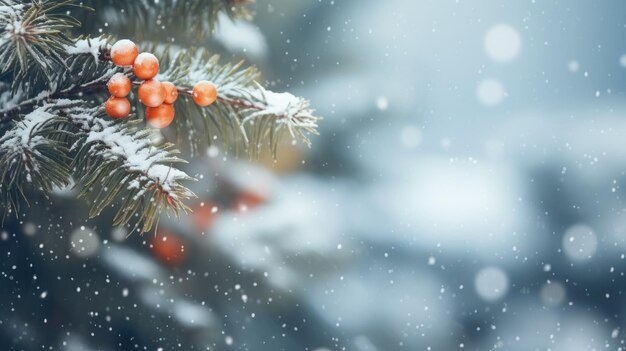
left=0, top=0, right=319, bottom=232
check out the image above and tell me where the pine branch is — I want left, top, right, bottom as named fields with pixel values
left=0, top=0, right=80, bottom=93
left=78, top=0, right=254, bottom=38
left=0, top=2, right=319, bottom=156
left=0, top=2, right=320, bottom=232
left=0, top=35, right=115, bottom=126
left=3, top=44, right=320, bottom=158
left=0, top=99, right=194, bottom=232
left=67, top=103, right=195, bottom=233
left=154, top=47, right=320, bottom=157
left=0, top=102, right=71, bottom=217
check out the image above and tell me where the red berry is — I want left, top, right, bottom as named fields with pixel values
left=110, top=39, right=138, bottom=66
left=232, top=190, right=266, bottom=213
left=105, top=96, right=130, bottom=119
left=138, top=79, right=166, bottom=107
left=191, top=201, right=219, bottom=232
left=162, top=82, right=179, bottom=104
left=107, top=73, right=131, bottom=97
left=146, top=103, right=175, bottom=128
left=133, top=53, right=159, bottom=80
left=192, top=80, right=218, bottom=107
left=151, top=230, right=186, bottom=266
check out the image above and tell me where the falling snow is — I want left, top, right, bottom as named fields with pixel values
left=2, top=1, right=626, bottom=351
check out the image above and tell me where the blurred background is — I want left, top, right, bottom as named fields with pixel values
left=3, top=0, right=626, bottom=350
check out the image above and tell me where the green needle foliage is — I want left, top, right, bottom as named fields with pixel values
left=153, top=46, right=319, bottom=158
left=78, top=0, right=253, bottom=38
left=0, top=0, right=78, bottom=93
left=0, top=0, right=319, bottom=233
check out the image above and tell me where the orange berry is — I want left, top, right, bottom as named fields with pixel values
left=151, top=230, right=186, bottom=266
left=162, top=82, right=178, bottom=104
left=190, top=201, right=219, bottom=232
left=232, top=190, right=266, bottom=213
left=146, top=103, right=175, bottom=128
left=110, top=39, right=138, bottom=66
left=133, top=53, right=159, bottom=80
left=138, top=79, right=166, bottom=107
left=192, top=80, right=218, bottom=107
left=107, top=73, right=131, bottom=97
left=104, top=96, right=130, bottom=119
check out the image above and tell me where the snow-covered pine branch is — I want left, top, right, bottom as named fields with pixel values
left=0, top=102, right=71, bottom=216
left=0, top=99, right=194, bottom=232
left=68, top=102, right=195, bottom=233
left=0, top=1, right=320, bottom=231
left=155, top=48, right=320, bottom=156
left=0, top=35, right=114, bottom=128
left=3, top=44, right=320, bottom=158
left=241, top=86, right=319, bottom=147
left=0, top=0, right=78, bottom=91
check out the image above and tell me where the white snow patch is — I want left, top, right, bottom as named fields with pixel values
left=83, top=120, right=190, bottom=194
left=210, top=175, right=347, bottom=290
left=173, top=300, right=215, bottom=328
left=243, top=87, right=318, bottom=140
left=102, top=245, right=162, bottom=281
left=0, top=102, right=61, bottom=153
left=64, top=37, right=108, bottom=61
left=214, top=13, right=267, bottom=59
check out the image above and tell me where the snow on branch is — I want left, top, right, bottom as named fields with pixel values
left=0, top=0, right=79, bottom=89
left=0, top=102, right=71, bottom=216
left=63, top=36, right=109, bottom=61
left=240, top=86, right=319, bottom=146
left=65, top=101, right=195, bottom=233
left=155, top=48, right=320, bottom=156
left=71, top=106, right=192, bottom=197
left=0, top=99, right=194, bottom=232
left=0, top=1, right=321, bottom=232
left=1, top=103, right=56, bottom=153
left=1, top=35, right=115, bottom=124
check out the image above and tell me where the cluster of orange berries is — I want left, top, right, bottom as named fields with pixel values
left=104, top=39, right=219, bottom=129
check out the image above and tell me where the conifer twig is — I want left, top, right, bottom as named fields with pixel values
left=0, top=0, right=320, bottom=231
